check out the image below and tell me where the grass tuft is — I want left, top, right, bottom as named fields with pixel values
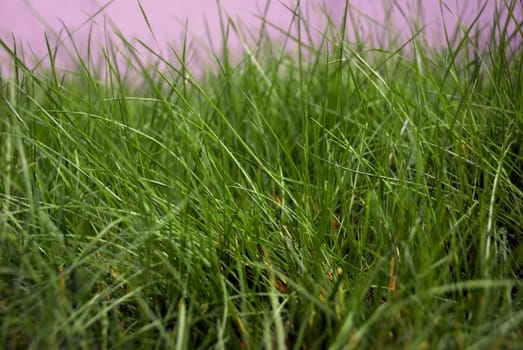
left=1, top=1, right=522, bottom=348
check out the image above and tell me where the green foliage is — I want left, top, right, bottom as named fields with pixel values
left=1, top=2, right=522, bottom=348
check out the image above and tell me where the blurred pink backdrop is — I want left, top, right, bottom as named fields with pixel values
left=0, top=1, right=520, bottom=75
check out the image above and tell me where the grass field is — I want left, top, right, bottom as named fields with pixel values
left=1, top=1, right=522, bottom=348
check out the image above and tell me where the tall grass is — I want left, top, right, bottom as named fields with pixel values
left=1, top=1, right=522, bottom=348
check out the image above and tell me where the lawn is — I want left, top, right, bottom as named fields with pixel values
left=1, top=1, right=522, bottom=348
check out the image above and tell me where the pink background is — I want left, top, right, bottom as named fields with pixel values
left=0, top=1, right=520, bottom=75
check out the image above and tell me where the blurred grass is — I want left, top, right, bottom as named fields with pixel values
left=1, top=1, right=522, bottom=348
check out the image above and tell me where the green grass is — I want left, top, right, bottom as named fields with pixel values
left=1, top=1, right=522, bottom=348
